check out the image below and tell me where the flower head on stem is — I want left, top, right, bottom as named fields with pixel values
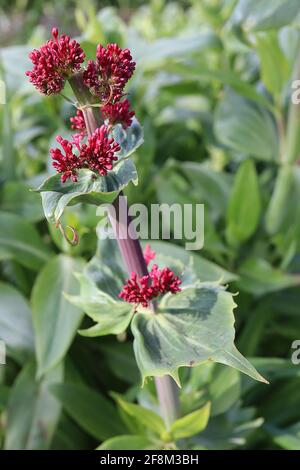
left=83, top=44, right=135, bottom=102
left=119, top=263, right=182, bottom=308
left=26, top=27, right=85, bottom=95
left=50, top=125, right=120, bottom=182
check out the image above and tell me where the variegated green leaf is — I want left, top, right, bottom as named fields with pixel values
left=131, top=284, right=267, bottom=386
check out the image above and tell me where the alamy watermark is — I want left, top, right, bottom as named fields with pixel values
left=291, top=340, right=300, bottom=365
left=96, top=196, right=204, bottom=251
left=291, top=80, right=300, bottom=104
left=0, top=340, right=6, bottom=365
left=0, top=80, right=6, bottom=105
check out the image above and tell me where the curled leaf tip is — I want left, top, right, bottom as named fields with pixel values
left=56, top=221, right=79, bottom=246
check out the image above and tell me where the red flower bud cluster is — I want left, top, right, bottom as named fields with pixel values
left=119, top=263, right=182, bottom=308
left=50, top=125, right=120, bottom=183
left=83, top=44, right=135, bottom=101
left=80, top=126, right=120, bottom=176
left=83, top=43, right=135, bottom=128
left=70, top=109, right=86, bottom=136
left=102, top=99, right=135, bottom=128
left=26, top=28, right=85, bottom=95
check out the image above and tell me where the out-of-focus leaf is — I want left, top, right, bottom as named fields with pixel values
left=0, top=45, right=32, bottom=93
left=51, top=382, right=125, bottom=441
left=5, top=361, right=63, bottom=450
left=214, top=91, right=278, bottom=161
left=230, top=0, right=300, bottom=32
left=130, top=31, right=222, bottom=70
left=99, top=342, right=139, bottom=384
left=97, top=435, right=156, bottom=450
left=266, top=423, right=300, bottom=450
left=0, top=211, right=50, bottom=270
left=31, top=255, right=84, bottom=377
left=255, top=31, right=290, bottom=96
left=227, top=159, right=261, bottom=244
left=1, top=181, right=44, bottom=222
left=237, top=258, right=300, bottom=295
left=0, top=282, right=34, bottom=360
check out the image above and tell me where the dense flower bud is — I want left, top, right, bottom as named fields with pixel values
left=83, top=44, right=135, bottom=101
left=119, top=262, right=182, bottom=307
left=102, top=99, right=135, bottom=128
left=80, top=125, right=120, bottom=176
left=26, top=27, right=85, bottom=95
left=51, top=135, right=81, bottom=183
left=50, top=125, right=120, bottom=182
left=70, top=109, right=86, bottom=135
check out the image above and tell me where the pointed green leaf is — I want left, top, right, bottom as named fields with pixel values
left=114, top=396, right=165, bottom=436
left=37, top=160, right=138, bottom=223
left=66, top=274, right=133, bottom=337
left=227, top=159, right=261, bottom=244
left=170, top=403, right=211, bottom=440
left=131, top=285, right=267, bottom=385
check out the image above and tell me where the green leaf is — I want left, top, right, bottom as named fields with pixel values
left=255, top=32, right=290, bottom=96
left=142, top=241, right=238, bottom=283
left=227, top=159, right=261, bottom=244
left=37, top=160, right=138, bottom=223
left=0, top=211, right=50, bottom=270
left=51, top=383, right=125, bottom=441
left=114, top=396, right=165, bottom=435
left=66, top=272, right=133, bottom=337
left=214, top=91, right=278, bottom=161
left=112, top=116, right=144, bottom=160
left=1, top=181, right=44, bottom=223
left=0, top=282, right=34, bottom=360
left=97, top=435, right=156, bottom=450
left=132, top=32, right=222, bottom=70
left=99, top=342, right=139, bottom=385
left=267, top=423, right=300, bottom=450
left=5, top=361, right=63, bottom=450
left=237, top=257, right=300, bottom=295
left=170, top=402, right=211, bottom=440
left=230, top=0, right=300, bottom=32
left=31, top=255, right=84, bottom=377
left=131, top=285, right=267, bottom=385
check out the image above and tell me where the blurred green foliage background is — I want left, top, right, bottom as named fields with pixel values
left=1, top=0, right=300, bottom=450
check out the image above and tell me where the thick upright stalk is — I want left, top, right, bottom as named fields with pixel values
left=69, top=73, right=180, bottom=427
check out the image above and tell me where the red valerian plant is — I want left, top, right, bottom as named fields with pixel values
left=27, top=28, right=266, bottom=433
left=26, top=27, right=183, bottom=426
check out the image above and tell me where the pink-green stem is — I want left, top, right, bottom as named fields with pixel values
left=69, top=73, right=180, bottom=428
